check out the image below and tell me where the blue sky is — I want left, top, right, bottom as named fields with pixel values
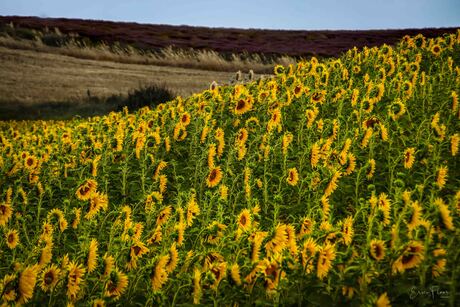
left=0, top=0, right=459, bottom=30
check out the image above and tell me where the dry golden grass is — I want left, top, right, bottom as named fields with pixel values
left=0, top=35, right=294, bottom=73
left=0, top=45, right=235, bottom=105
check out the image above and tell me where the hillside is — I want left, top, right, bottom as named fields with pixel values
left=1, top=16, right=458, bottom=57
left=0, top=31, right=459, bottom=306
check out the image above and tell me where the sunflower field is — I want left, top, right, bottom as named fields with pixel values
left=0, top=31, right=459, bottom=306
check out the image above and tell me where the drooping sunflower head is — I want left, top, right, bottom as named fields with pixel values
left=369, top=239, right=386, bottom=261
left=393, top=241, right=425, bottom=274
left=317, top=243, right=336, bottom=280
left=299, top=217, right=315, bottom=236
left=75, top=179, right=98, bottom=201
left=236, top=128, right=249, bottom=145
left=286, top=168, right=299, bottom=186
left=1, top=274, right=17, bottom=302
left=87, top=239, right=99, bottom=273
left=105, top=269, right=128, bottom=301
left=18, top=265, right=40, bottom=304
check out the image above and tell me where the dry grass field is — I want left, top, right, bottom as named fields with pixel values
left=0, top=45, right=237, bottom=119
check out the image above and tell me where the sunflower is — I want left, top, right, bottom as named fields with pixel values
left=159, top=174, right=167, bottom=194
left=274, top=65, right=285, bottom=75
left=344, top=153, right=356, bottom=175
left=434, top=198, right=454, bottom=230
left=376, top=292, right=391, bottom=307
left=250, top=231, right=268, bottom=263
left=180, top=112, right=191, bottom=126
left=40, top=264, right=61, bottom=292
left=430, top=44, right=442, bottom=57
left=286, top=168, right=299, bottom=186
left=321, top=195, right=330, bottom=218
left=18, top=265, right=40, bottom=304
left=102, top=253, right=115, bottom=277
left=155, top=206, right=172, bottom=228
left=342, top=216, right=353, bottom=246
left=39, top=240, right=53, bottom=267
left=305, top=106, right=319, bottom=128
left=299, top=217, right=315, bottom=236
left=1, top=274, right=17, bottom=302
left=207, top=143, right=217, bottom=169
left=219, top=184, right=228, bottom=201
left=310, top=90, right=326, bottom=105
left=301, top=237, right=317, bottom=274
left=234, top=98, right=252, bottom=115
left=235, top=127, right=248, bottom=146
left=324, top=171, right=342, bottom=197
left=192, top=267, right=202, bottom=304
left=24, top=155, right=38, bottom=170
left=165, top=243, right=179, bottom=274
left=215, top=128, right=225, bottom=157
left=369, top=239, right=386, bottom=261
left=452, top=91, right=458, bottom=113
left=230, top=263, right=242, bottom=286
left=71, top=208, right=81, bottom=229
left=451, top=133, right=459, bottom=156
left=147, top=225, right=162, bottom=246
left=206, top=166, right=222, bottom=188
left=436, top=166, right=448, bottom=189
left=263, top=261, right=281, bottom=294
left=87, top=239, right=99, bottom=273
left=153, top=160, right=168, bottom=180
left=407, top=201, right=422, bottom=231
left=186, top=194, right=201, bottom=227
left=403, top=147, right=416, bottom=169
left=85, top=192, right=109, bottom=220
left=432, top=248, right=447, bottom=278
left=104, top=269, right=128, bottom=301
left=292, top=82, right=304, bottom=98
left=5, top=229, right=19, bottom=249
left=265, top=224, right=288, bottom=257
left=311, top=142, right=320, bottom=168
left=151, top=255, right=170, bottom=291
left=389, top=99, right=406, bottom=121
left=286, top=224, right=298, bottom=256
left=352, top=65, right=361, bottom=75
left=367, top=159, right=376, bottom=179
left=210, top=261, right=227, bottom=290
left=237, top=209, right=252, bottom=231
left=127, top=240, right=149, bottom=270
left=67, top=261, right=86, bottom=300
left=75, top=179, right=98, bottom=201
left=378, top=193, right=392, bottom=226
left=392, top=241, right=424, bottom=274
left=338, top=138, right=352, bottom=165
left=267, top=108, right=282, bottom=132
left=145, top=191, right=163, bottom=213
left=282, top=132, right=293, bottom=156
left=0, top=202, right=13, bottom=227
left=93, top=299, right=106, bottom=307
left=361, top=127, right=373, bottom=148
left=317, top=243, right=336, bottom=280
